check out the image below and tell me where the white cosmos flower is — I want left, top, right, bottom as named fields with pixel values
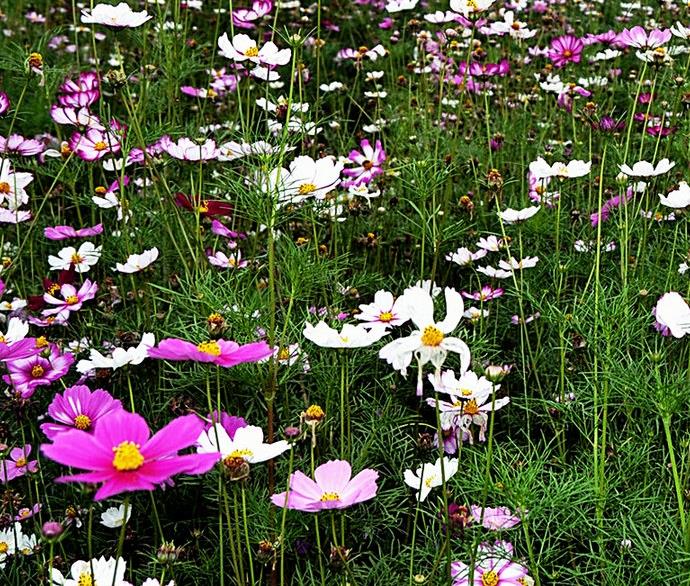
left=429, top=369, right=496, bottom=399
left=48, top=242, right=102, bottom=273
left=659, top=182, right=690, bottom=208
left=0, top=317, right=28, bottom=344
left=114, top=247, right=159, bottom=273
left=476, top=235, right=503, bottom=252
left=50, top=556, right=128, bottom=586
left=403, top=457, right=459, bottom=502
left=81, top=3, right=152, bottom=28
left=162, top=137, right=218, bottom=161
left=100, top=504, right=132, bottom=528
left=76, top=333, right=155, bottom=373
left=655, top=292, right=690, bottom=338
left=671, top=22, right=690, bottom=40
left=619, top=158, right=675, bottom=177
left=498, top=256, right=539, bottom=271
left=476, top=265, right=513, bottom=279
left=196, top=424, right=291, bottom=463
left=0, top=158, right=33, bottom=210
left=385, top=0, right=419, bottom=12
left=446, top=247, right=487, bottom=267
left=356, top=290, right=410, bottom=329
left=528, top=157, right=592, bottom=180
left=303, top=321, right=388, bottom=348
left=379, top=287, right=471, bottom=396
left=450, top=0, right=495, bottom=16
left=497, top=206, right=541, bottom=224
left=261, top=156, right=343, bottom=206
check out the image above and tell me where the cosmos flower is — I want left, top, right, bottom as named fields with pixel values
left=0, top=445, right=38, bottom=483
left=470, top=506, right=522, bottom=530
left=617, top=26, right=671, bottom=49
left=0, top=157, right=33, bottom=210
left=449, top=0, right=495, bottom=17
left=3, top=344, right=75, bottom=399
left=207, top=250, right=248, bottom=269
left=548, top=35, right=584, bottom=68
left=81, top=3, right=152, bottom=28
left=356, top=290, right=410, bottom=329
left=114, top=248, right=159, bottom=273
left=232, top=0, right=273, bottom=29
left=451, top=541, right=528, bottom=586
left=446, top=247, right=488, bottom=267
left=303, top=321, right=388, bottom=348
left=50, top=106, right=104, bottom=129
left=48, top=242, right=102, bottom=273
left=379, top=287, right=471, bottom=395
left=69, top=128, right=121, bottom=161
left=100, top=504, right=131, bottom=528
left=41, top=411, right=218, bottom=500
left=497, top=206, right=541, bottom=224
left=76, top=333, right=155, bottom=373
left=42, top=279, right=98, bottom=320
left=161, top=136, right=219, bottom=161
left=403, top=457, right=459, bottom=502
left=148, top=337, right=272, bottom=367
left=461, top=285, right=504, bottom=302
left=528, top=157, right=591, bottom=180
left=342, top=139, right=386, bottom=187
left=261, top=156, right=343, bottom=206
left=0, top=93, right=9, bottom=116
left=654, top=292, right=690, bottom=338
left=618, top=158, right=675, bottom=177
left=196, top=424, right=291, bottom=464
left=44, top=223, right=104, bottom=240
left=50, top=556, right=129, bottom=586
left=0, top=134, right=45, bottom=156
left=659, top=182, right=690, bottom=208
left=271, top=459, right=379, bottom=512
left=40, top=385, right=123, bottom=439
left=0, top=522, right=36, bottom=569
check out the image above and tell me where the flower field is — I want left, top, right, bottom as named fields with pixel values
left=0, top=0, right=690, bottom=584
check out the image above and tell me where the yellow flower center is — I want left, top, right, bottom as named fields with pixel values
left=207, top=88, right=217, bottom=98
left=463, top=399, right=480, bottom=416
left=420, top=325, right=444, bottom=347
left=563, top=49, right=572, bottom=58
left=0, top=541, right=8, bottom=554
left=93, top=141, right=108, bottom=151
left=0, top=182, right=10, bottom=194
left=482, top=571, right=499, bottom=586
left=14, top=457, right=26, bottom=467
left=244, top=46, right=259, bottom=57
left=71, top=253, right=85, bottom=265
left=424, top=475, right=436, bottom=488
left=298, top=183, right=317, bottom=195
left=31, top=365, right=45, bottom=378
left=467, top=0, right=479, bottom=9
left=112, top=441, right=144, bottom=471
left=320, top=492, right=340, bottom=502
left=65, top=295, right=79, bottom=305
left=461, top=388, right=473, bottom=396
left=379, top=311, right=394, bottom=322
left=197, top=340, right=221, bottom=355
left=74, top=414, right=92, bottom=430
left=277, top=347, right=290, bottom=361
left=78, top=573, right=94, bottom=586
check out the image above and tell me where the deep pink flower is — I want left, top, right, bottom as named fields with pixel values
left=0, top=445, right=39, bottom=483
left=148, top=338, right=272, bottom=367
left=44, top=223, right=104, bottom=240
left=3, top=344, right=75, bottom=398
left=233, top=0, right=272, bottom=29
left=271, top=459, right=379, bottom=512
left=461, top=285, right=504, bottom=302
left=42, top=279, right=98, bottom=320
left=0, top=93, right=9, bottom=116
left=58, top=72, right=100, bottom=107
left=69, top=128, right=121, bottom=161
left=0, top=134, right=45, bottom=156
left=548, top=35, right=584, bottom=68
left=0, top=337, right=43, bottom=361
left=14, top=503, right=41, bottom=522
left=41, top=411, right=218, bottom=500
left=342, top=139, right=386, bottom=187
left=40, top=385, right=123, bottom=439
left=50, top=105, right=104, bottom=129
left=206, top=410, right=248, bottom=439
left=470, top=506, right=522, bottom=530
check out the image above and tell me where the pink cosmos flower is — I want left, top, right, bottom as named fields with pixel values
left=470, top=506, right=522, bottom=530
left=461, top=285, right=504, bottom=302
left=42, top=279, right=98, bottom=320
left=161, top=136, right=218, bottom=161
left=548, top=35, right=584, bottom=68
left=148, top=338, right=272, bottom=367
left=451, top=542, right=528, bottom=586
left=271, top=459, right=379, bottom=512
left=207, top=250, right=248, bottom=269
left=44, top=223, right=104, bottom=240
left=0, top=445, right=39, bottom=483
left=233, top=0, right=272, bottom=29
left=617, top=26, right=671, bottom=49
left=0, top=93, right=9, bottom=116
left=41, top=385, right=123, bottom=439
left=342, top=139, right=386, bottom=187
left=59, top=72, right=99, bottom=96
left=14, top=503, right=41, bottom=522
left=50, top=105, right=104, bottom=129
left=41, top=411, right=218, bottom=500
left=0, top=134, right=45, bottom=156
left=3, top=344, right=75, bottom=398
left=70, top=128, right=121, bottom=161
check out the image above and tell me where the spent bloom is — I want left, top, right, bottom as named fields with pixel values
left=41, top=410, right=218, bottom=500
left=271, top=459, right=379, bottom=512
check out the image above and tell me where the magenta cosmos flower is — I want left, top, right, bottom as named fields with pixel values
left=69, top=128, right=121, bottom=161
left=44, top=223, right=103, bottom=240
left=4, top=344, right=74, bottom=398
left=40, top=385, right=123, bottom=439
left=548, top=35, right=584, bottom=68
left=0, top=337, right=42, bottom=361
left=0, top=134, right=45, bottom=156
left=342, top=139, right=386, bottom=187
left=41, top=410, right=218, bottom=500
left=0, top=445, right=39, bottom=483
left=148, top=338, right=272, bottom=367
left=271, top=459, right=379, bottom=512
left=0, top=93, right=9, bottom=116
